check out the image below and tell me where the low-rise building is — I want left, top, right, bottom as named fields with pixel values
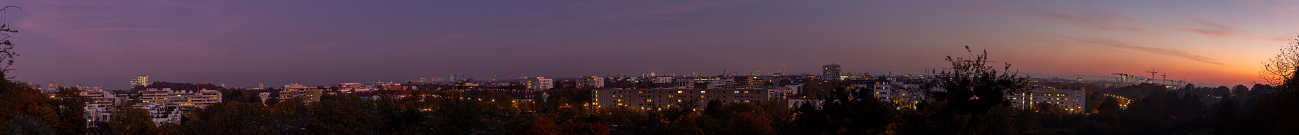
left=577, top=76, right=605, bottom=88
left=280, top=84, right=323, bottom=103
left=132, top=102, right=182, bottom=126
left=139, top=88, right=222, bottom=109
left=82, top=90, right=122, bottom=108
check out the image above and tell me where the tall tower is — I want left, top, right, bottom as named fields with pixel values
left=820, top=64, right=841, bottom=80
left=130, top=75, right=149, bottom=87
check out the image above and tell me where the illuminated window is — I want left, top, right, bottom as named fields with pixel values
left=700, top=91, right=706, bottom=94
left=734, top=91, right=739, bottom=93
left=744, top=91, right=749, bottom=94
left=646, top=99, right=652, bottom=102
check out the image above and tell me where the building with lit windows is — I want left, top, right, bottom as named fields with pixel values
left=130, top=75, right=149, bottom=87
left=1010, top=88, right=1086, bottom=113
left=819, top=64, right=841, bottom=80
left=280, top=84, right=323, bottom=103
left=591, top=89, right=769, bottom=110
left=845, top=78, right=925, bottom=109
left=521, top=77, right=554, bottom=90
left=577, top=76, right=605, bottom=88
left=139, top=88, right=222, bottom=109
left=338, top=82, right=365, bottom=93
left=82, top=89, right=123, bottom=108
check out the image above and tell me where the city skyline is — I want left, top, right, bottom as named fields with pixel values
left=6, top=0, right=1294, bottom=88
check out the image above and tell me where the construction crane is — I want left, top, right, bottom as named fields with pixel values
left=1161, top=73, right=1168, bottom=85
left=1146, top=69, right=1158, bottom=84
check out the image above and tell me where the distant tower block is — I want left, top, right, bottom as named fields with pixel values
left=130, top=75, right=149, bottom=87
left=820, top=64, right=842, bottom=80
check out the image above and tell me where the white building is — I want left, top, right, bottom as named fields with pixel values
left=84, top=106, right=112, bottom=125
left=769, top=84, right=803, bottom=98
left=652, top=77, right=674, bottom=84
left=521, top=77, right=553, bottom=90
left=785, top=84, right=805, bottom=95
left=131, top=102, right=182, bottom=125
left=82, top=89, right=122, bottom=108
left=258, top=92, right=272, bottom=104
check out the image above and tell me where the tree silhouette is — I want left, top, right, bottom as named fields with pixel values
left=52, top=87, right=86, bottom=135
left=109, top=108, right=156, bottom=135
left=931, top=46, right=1028, bottom=114
left=0, top=6, right=19, bottom=79
left=1261, top=35, right=1299, bottom=85
left=6, top=115, right=52, bottom=135
left=1214, top=98, right=1238, bottom=135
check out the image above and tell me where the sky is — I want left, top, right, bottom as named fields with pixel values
left=2, top=0, right=1296, bottom=88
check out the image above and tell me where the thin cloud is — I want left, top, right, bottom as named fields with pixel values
left=1179, top=20, right=1238, bottom=38
left=16, top=0, right=235, bottom=55
left=1022, top=2, right=1153, bottom=35
left=1066, top=38, right=1224, bottom=66
left=1179, top=20, right=1287, bottom=43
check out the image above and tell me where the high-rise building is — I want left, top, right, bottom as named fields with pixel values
left=820, top=64, right=841, bottom=80
left=130, top=75, right=149, bottom=87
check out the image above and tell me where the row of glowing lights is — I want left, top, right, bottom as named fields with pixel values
left=1102, top=94, right=1131, bottom=109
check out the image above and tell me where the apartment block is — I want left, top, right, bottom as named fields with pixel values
left=592, top=89, right=769, bottom=110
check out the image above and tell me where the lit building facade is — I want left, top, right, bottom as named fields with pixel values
left=577, top=76, right=605, bottom=88
left=521, top=77, right=554, bottom=90
left=819, top=64, right=841, bottom=80
left=280, top=84, right=323, bottom=103
left=130, top=75, right=149, bottom=87
left=1010, top=88, right=1086, bottom=113
left=592, top=89, right=769, bottom=110
left=139, top=88, right=222, bottom=109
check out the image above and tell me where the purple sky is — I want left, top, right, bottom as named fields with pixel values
left=5, top=0, right=1298, bottom=88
